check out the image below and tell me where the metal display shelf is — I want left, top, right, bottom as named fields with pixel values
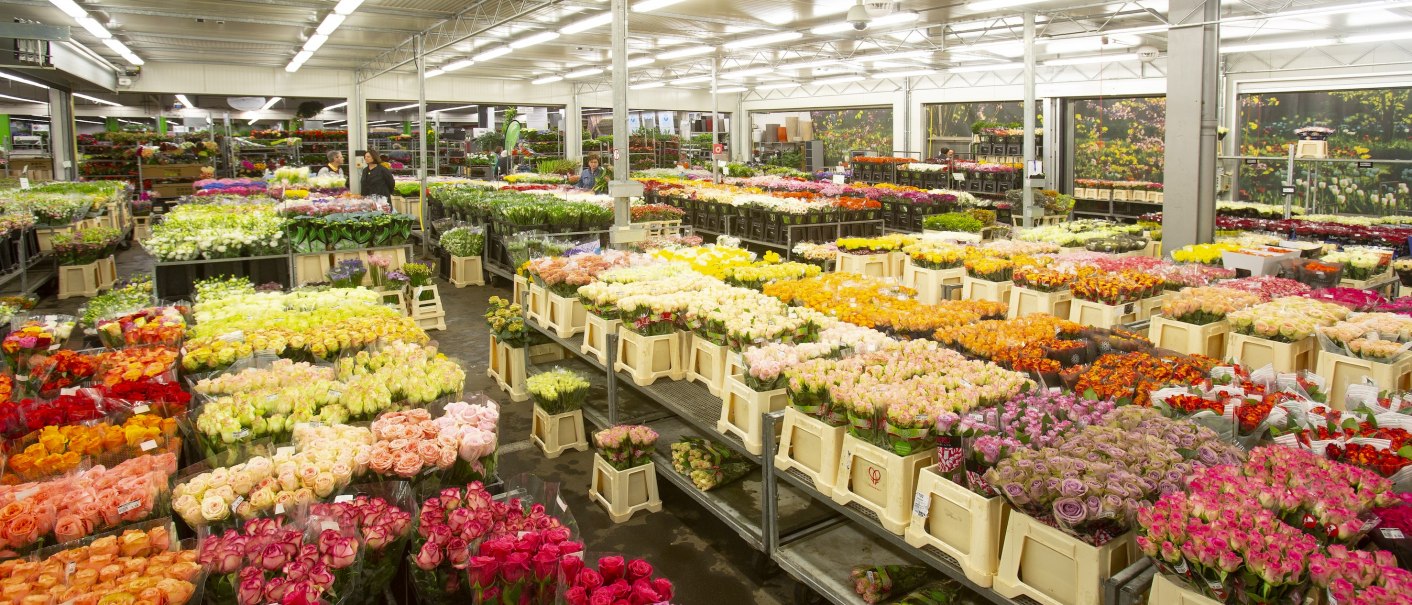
left=773, top=519, right=926, bottom=605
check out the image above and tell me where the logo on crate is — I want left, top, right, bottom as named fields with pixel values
left=867, top=466, right=882, bottom=486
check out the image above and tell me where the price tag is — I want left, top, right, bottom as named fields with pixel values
left=18, top=178, right=29, bottom=190
left=65, top=561, right=75, bottom=576
left=276, top=446, right=295, bottom=457
left=1358, top=161, right=1374, bottom=168
left=952, top=173, right=965, bottom=182
left=1381, top=527, right=1406, bottom=539
left=1243, top=158, right=1258, bottom=165
left=275, top=503, right=285, bottom=515
left=60, top=387, right=78, bottom=396
left=117, top=500, right=142, bottom=515
left=233, top=429, right=250, bottom=439
left=832, top=174, right=845, bottom=185
left=140, top=440, right=157, bottom=452
left=912, top=492, right=931, bottom=519
left=230, top=496, right=245, bottom=514
left=334, top=494, right=354, bottom=503
left=132, top=404, right=150, bottom=415
left=1281, top=185, right=1296, bottom=195
left=1122, top=302, right=1135, bottom=315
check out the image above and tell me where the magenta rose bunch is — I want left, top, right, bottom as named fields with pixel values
left=197, top=516, right=360, bottom=605
left=465, top=528, right=584, bottom=605
left=1308, top=545, right=1412, bottom=604
left=1300, top=286, right=1388, bottom=312
left=308, top=493, right=414, bottom=605
left=562, top=555, right=675, bottom=605
left=1137, top=464, right=1320, bottom=604
left=1237, top=446, right=1393, bottom=544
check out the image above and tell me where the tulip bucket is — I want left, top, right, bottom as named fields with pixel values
left=1148, top=573, right=1223, bottom=605
left=96, top=255, right=117, bottom=291
left=448, top=255, right=485, bottom=288
left=1148, top=315, right=1229, bottom=359
left=1225, top=333, right=1315, bottom=374
left=544, top=291, right=588, bottom=339
left=1316, top=350, right=1412, bottom=410
left=526, top=281, right=548, bottom=327
left=581, top=313, right=619, bottom=366
left=775, top=406, right=846, bottom=498
left=961, top=277, right=1013, bottom=307
left=903, top=261, right=964, bottom=305
left=487, top=337, right=529, bottom=402
left=588, top=455, right=662, bottom=524
left=836, top=251, right=889, bottom=278
left=717, top=373, right=789, bottom=456
left=831, top=434, right=935, bottom=534
left=904, top=467, right=1010, bottom=588
left=686, top=337, right=727, bottom=395
left=530, top=405, right=588, bottom=459
left=58, top=260, right=101, bottom=299
left=993, top=512, right=1136, bottom=605
left=1008, top=287, right=1071, bottom=320
left=614, top=328, right=684, bottom=386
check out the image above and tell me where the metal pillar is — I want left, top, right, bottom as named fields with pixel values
left=349, top=84, right=367, bottom=195
left=47, top=88, right=76, bottom=180
left=566, top=88, right=583, bottom=163
left=1021, top=12, right=1037, bottom=227
left=1163, top=0, right=1219, bottom=250
left=416, top=34, right=429, bottom=256
left=608, top=0, right=632, bottom=229
left=712, top=56, right=721, bottom=184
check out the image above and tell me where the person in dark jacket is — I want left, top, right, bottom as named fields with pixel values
left=577, top=154, right=603, bottom=189
left=360, top=149, right=396, bottom=200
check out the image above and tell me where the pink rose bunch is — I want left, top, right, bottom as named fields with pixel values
left=1300, top=286, right=1388, bottom=312
left=466, top=528, right=585, bottom=604
left=430, top=400, right=500, bottom=484
left=1237, top=446, right=1393, bottom=544
left=1138, top=463, right=1320, bottom=603
left=1220, top=275, right=1312, bottom=299
left=308, top=495, right=413, bottom=603
left=408, top=482, right=572, bottom=604
left=368, top=409, right=457, bottom=479
left=1148, top=263, right=1236, bottom=289
left=1309, top=545, right=1412, bottom=604
left=594, top=425, right=658, bottom=471
left=562, top=555, right=674, bottom=605
left=197, top=516, right=359, bottom=605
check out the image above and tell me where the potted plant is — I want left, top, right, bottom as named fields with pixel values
left=1295, top=126, right=1334, bottom=141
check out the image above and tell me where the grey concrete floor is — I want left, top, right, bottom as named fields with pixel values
left=29, top=244, right=796, bottom=605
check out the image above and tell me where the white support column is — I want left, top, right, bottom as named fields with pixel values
left=1021, top=12, right=1037, bottom=227
left=896, top=83, right=911, bottom=157
left=348, top=83, right=367, bottom=195
left=48, top=88, right=77, bottom=180
left=1163, top=0, right=1219, bottom=250
left=732, top=95, right=747, bottom=162
left=607, top=0, right=634, bottom=233
left=566, top=87, right=583, bottom=164
left=712, top=56, right=721, bottom=184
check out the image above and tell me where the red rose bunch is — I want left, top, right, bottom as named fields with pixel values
left=562, top=555, right=675, bottom=605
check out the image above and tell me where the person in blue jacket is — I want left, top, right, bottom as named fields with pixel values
left=578, top=154, right=603, bottom=189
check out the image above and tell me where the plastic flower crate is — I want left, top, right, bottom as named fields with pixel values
left=902, top=261, right=964, bottom=305
left=526, top=282, right=548, bottom=327
left=1147, top=315, right=1229, bottom=358
left=96, top=255, right=117, bottom=291
left=487, top=336, right=529, bottom=402
left=993, top=512, right=1136, bottom=605
left=831, top=434, right=935, bottom=534
left=588, top=455, right=662, bottom=524
left=717, top=373, right=789, bottom=456
left=1068, top=299, right=1140, bottom=330
left=512, top=275, right=529, bottom=309
left=904, top=468, right=1010, bottom=587
left=887, top=250, right=907, bottom=277
left=1316, top=350, right=1412, bottom=410
left=614, top=328, right=684, bottom=386
left=530, top=405, right=588, bottom=459
left=544, top=291, right=588, bottom=339
left=962, top=277, right=1013, bottom=306
left=410, top=285, right=446, bottom=331
left=1148, top=573, right=1222, bottom=605
left=1339, top=270, right=1396, bottom=292
left=58, top=260, right=101, bottom=299
left=836, top=251, right=889, bottom=278
left=1008, top=287, right=1071, bottom=320
left=293, top=253, right=332, bottom=286
left=686, top=337, right=727, bottom=395
left=1137, top=293, right=1167, bottom=321
left=1225, top=333, right=1316, bottom=373
left=35, top=225, right=74, bottom=253
left=581, top=313, right=619, bottom=365
left=449, top=255, right=484, bottom=288
left=775, top=406, right=846, bottom=498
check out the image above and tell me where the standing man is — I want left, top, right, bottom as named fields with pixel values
left=318, top=150, right=344, bottom=177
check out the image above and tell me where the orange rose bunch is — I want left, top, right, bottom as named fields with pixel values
left=3, top=414, right=180, bottom=483
left=1074, top=352, right=1216, bottom=406
left=96, top=346, right=178, bottom=387
left=0, top=524, right=200, bottom=605
left=936, top=315, right=1084, bottom=359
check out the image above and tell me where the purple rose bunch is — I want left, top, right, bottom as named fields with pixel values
left=1103, top=407, right=1245, bottom=469
left=934, top=391, right=1116, bottom=496
left=197, top=516, right=359, bottom=605
left=1138, top=464, right=1320, bottom=603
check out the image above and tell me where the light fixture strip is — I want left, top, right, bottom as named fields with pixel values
left=48, top=0, right=143, bottom=64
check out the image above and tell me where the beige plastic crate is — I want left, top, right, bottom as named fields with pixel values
left=1069, top=298, right=1140, bottom=329
left=588, top=455, right=661, bottom=524
left=993, top=512, right=1136, bottom=605
left=904, top=468, right=1010, bottom=587
left=1148, top=315, right=1229, bottom=359
left=717, top=373, right=789, bottom=455
left=581, top=312, right=619, bottom=366
left=1009, top=286, right=1071, bottom=320
left=1148, top=573, right=1223, bottom=605
left=1225, top=332, right=1315, bottom=373
left=58, top=261, right=100, bottom=299
left=449, top=255, right=484, bottom=288
left=961, top=277, right=1013, bottom=306
left=836, top=251, right=889, bottom=278
left=903, top=261, right=964, bottom=305
left=531, top=406, right=588, bottom=459
left=544, top=290, right=588, bottom=339
left=1316, top=350, right=1412, bottom=410
left=686, top=337, right=727, bottom=395
left=831, top=434, right=935, bottom=535
left=774, top=406, right=847, bottom=498
left=614, top=329, right=684, bottom=386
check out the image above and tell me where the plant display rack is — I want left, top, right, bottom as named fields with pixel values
left=1070, top=197, right=1163, bottom=224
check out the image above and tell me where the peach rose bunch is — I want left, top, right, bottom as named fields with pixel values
left=0, top=524, right=201, bottom=605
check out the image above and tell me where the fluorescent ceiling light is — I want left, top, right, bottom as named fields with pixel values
left=0, top=72, right=49, bottom=89
left=627, top=56, right=656, bottom=67
left=721, top=66, right=773, bottom=78
left=443, top=59, right=475, bottom=72
left=260, top=97, right=282, bottom=111
left=0, top=92, right=41, bottom=104
left=286, top=63, right=301, bottom=72
left=632, top=0, right=686, bottom=12
left=511, top=31, right=560, bottom=48
left=949, top=41, right=1025, bottom=56
left=630, top=81, right=666, bottom=89
left=859, top=49, right=932, bottom=62
left=122, top=53, right=144, bottom=66
left=1044, top=35, right=1138, bottom=54
left=809, top=22, right=854, bottom=35
left=48, top=0, right=86, bottom=19
left=560, top=12, right=612, bottom=34
left=316, top=13, right=346, bottom=36
left=887, top=68, right=937, bottom=77
left=248, top=119, right=260, bottom=125
left=533, top=75, right=565, bottom=84
left=756, top=82, right=800, bottom=90
left=74, top=92, right=120, bottom=106
left=473, top=46, right=512, bottom=61
left=324, top=101, right=349, bottom=111
left=175, top=94, right=195, bottom=108
left=671, top=74, right=713, bottom=84
left=724, top=31, right=802, bottom=49
left=714, top=86, right=747, bottom=93
left=333, top=0, right=365, bottom=15
left=432, top=104, right=478, bottom=112
left=386, top=103, right=419, bottom=111
left=780, top=58, right=842, bottom=69
left=77, top=17, right=111, bottom=39
left=293, top=50, right=313, bottom=64
left=425, top=69, right=445, bottom=78
left=1344, top=30, right=1412, bottom=44
left=966, top=0, right=1046, bottom=10
left=1221, top=38, right=1333, bottom=53
left=1044, top=52, right=1141, bottom=65
left=658, top=45, right=715, bottom=59
left=304, top=34, right=328, bottom=52
left=102, top=38, right=130, bottom=54
left=950, top=61, right=1024, bottom=72
left=75, top=119, right=104, bottom=125
left=870, top=11, right=920, bottom=26
left=814, top=74, right=866, bottom=85
left=564, top=67, right=604, bottom=78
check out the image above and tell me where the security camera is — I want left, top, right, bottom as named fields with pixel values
left=847, top=2, right=870, bottom=30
